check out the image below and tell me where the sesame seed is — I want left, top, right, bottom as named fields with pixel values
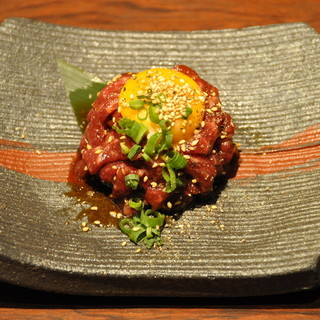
left=151, top=182, right=158, bottom=188
left=82, top=226, right=90, bottom=232
left=167, top=201, right=173, bottom=208
left=87, top=144, right=92, bottom=150
left=132, top=226, right=141, bottom=232
left=179, top=140, right=186, bottom=145
left=183, top=155, right=191, bottom=160
left=109, top=211, right=117, bottom=217
left=81, top=222, right=87, bottom=227
left=191, top=139, right=199, bottom=146
left=121, top=241, right=127, bottom=247
left=94, top=149, right=102, bottom=154
left=93, top=220, right=101, bottom=225
left=90, top=206, right=98, bottom=210
left=112, top=165, right=117, bottom=170
left=192, top=179, right=197, bottom=183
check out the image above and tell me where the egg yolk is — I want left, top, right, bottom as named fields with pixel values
left=119, top=68, right=205, bottom=144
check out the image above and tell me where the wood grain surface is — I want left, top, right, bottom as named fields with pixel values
left=1, top=0, right=320, bottom=32
left=1, top=0, right=320, bottom=319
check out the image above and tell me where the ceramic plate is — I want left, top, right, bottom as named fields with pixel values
left=0, top=18, right=319, bottom=297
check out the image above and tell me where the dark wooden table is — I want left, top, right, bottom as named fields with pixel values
left=1, top=0, right=320, bottom=319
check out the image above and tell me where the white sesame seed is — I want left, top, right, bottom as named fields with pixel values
left=109, top=211, right=117, bottom=217
left=191, top=139, right=199, bottom=146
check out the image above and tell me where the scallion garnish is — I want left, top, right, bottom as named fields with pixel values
left=156, top=132, right=172, bottom=154
left=119, top=203, right=165, bottom=249
left=125, top=174, right=140, bottom=190
left=162, top=164, right=177, bottom=192
left=144, top=132, right=162, bottom=157
left=137, top=107, right=148, bottom=120
left=120, top=142, right=130, bottom=154
left=140, top=209, right=165, bottom=228
left=127, top=144, right=141, bottom=160
left=128, top=197, right=144, bottom=211
left=149, top=105, right=160, bottom=124
left=114, top=117, right=147, bottom=144
left=141, top=152, right=152, bottom=161
left=129, top=99, right=145, bottom=110
left=182, top=106, right=193, bottom=119
left=165, top=150, right=187, bottom=169
left=119, top=219, right=146, bottom=243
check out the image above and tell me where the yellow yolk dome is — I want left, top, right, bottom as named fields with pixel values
left=118, top=68, right=205, bottom=144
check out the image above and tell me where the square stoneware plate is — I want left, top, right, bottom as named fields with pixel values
left=0, top=18, right=319, bottom=297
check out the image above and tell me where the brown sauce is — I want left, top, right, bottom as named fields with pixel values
left=65, top=182, right=121, bottom=228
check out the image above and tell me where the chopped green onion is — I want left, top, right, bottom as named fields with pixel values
left=120, top=142, right=130, bottom=154
left=114, top=117, right=147, bottom=144
left=182, top=106, right=193, bottom=119
left=140, top=209, right=165, bottom=228
left=144, top=133, right=162, bottom=157
left=137, top=107, right=148, bottom=120
left=125, top=174, right=140, bottom=190
left=119, top=205, right=165, bottom=249
left=141, top=152, right=152, bottom=161
left=137, top=94, right=150, bottom=100
left=119, top=219, right=146, bottom=243
left=128, top=197, right=144, bottom=211
left=149, top=105, right=160, bottom=124
left=156, top=133, right=172, bottom=154
left=129, top=99, right=145, bottom=110
left=162, top=164, right=177, bottom=193
left=127, top=144, right=141, bottom=160
left=158, top=120, right=169, bottom=131
left=165, top=150, right=187, bottom=169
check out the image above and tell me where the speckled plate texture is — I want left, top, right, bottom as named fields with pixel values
left=0, top=18, right=319, bottom=297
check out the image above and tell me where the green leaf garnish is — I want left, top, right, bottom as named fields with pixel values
left=57, top=59, right=106, bottom=132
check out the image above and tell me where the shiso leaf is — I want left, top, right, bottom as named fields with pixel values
left=57, top=59, right=106, bottom=131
